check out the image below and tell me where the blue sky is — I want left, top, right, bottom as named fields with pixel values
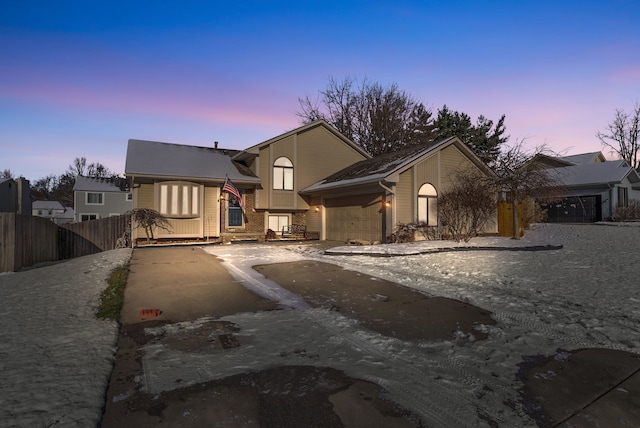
left=1, top=1, right=639, bottom=181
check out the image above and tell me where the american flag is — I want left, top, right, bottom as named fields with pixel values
left=223, top=176, right=245, bottom=208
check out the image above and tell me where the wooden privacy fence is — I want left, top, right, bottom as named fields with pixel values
left=1, top=213, right=59, bottom=272
left=0, top=213, right=131, bottom=273
left=59, top=214, right=131, bottom=260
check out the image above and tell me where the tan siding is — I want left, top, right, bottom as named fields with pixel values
left=255, top=147, right=270, bottom=209
left=296, top=126, right=367, bottom=191
left=157, top=218, right=202, bottom=238
left=306, top=211, right=322, bottom=233
left=138, top=184, right=155, bottom=209
left=306, top=196, right=322, bottom=232
left=440, top=145, right=474, bottom=191
left=396, top=170, right=414, bottom=224
left=414, top=154, right=440, bottom=192
left=203, top=186, right=219, bottom=236
left=271, top=190, right=296, bottom=208
left=271, top=135, right=295, bottom=159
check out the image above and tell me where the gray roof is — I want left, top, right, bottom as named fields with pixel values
left=33, top=200, right=66, bottom=210
left=301, top=136, right=490, bottom=194
left=125, top=139, right=260, bottom=185
left=551, top=160, right=640, bottom=187
left=73, top=175, right=128, bottom=192
left=559, top=152, right=606, bottom=165
left=0, top=178, right=10, bottom=185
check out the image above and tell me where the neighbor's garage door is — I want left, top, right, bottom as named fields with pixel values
left=325, top=193, right=384, bottom=242
left=542, top=195, right=602, bottom=222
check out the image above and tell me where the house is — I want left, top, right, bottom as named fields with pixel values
left=231, top=120, right=370, bottom=237
left=0, top=177, right=31, bottom=214
left=300, top=135, right=497, bottom=242
left=125, top=121, right=369, bottom=243
left=125, top=120, right=496, bottom=244
left=536, top=151, right=640, bottom=222
left=32, top=200, right=74, bottom=224
left=73, top=176, right=132, bottom=222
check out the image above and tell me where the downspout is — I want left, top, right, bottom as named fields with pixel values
left=379, top=181, right=395, bottom=243
left=607, top=184, right=614, bottom=220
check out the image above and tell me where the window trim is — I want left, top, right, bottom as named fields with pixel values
left=417, top=183, right=438, bottom=226
left=157, top=181, right=200, bottom=219
left=80, top=213, right=99, bottom=221
left=273, top=156, right=294, bottom=191
left=227, top=189, right=244, bottom=228
left=86, top=192, right=104, bottom=205
left=268, top=214, right=291, bottom=235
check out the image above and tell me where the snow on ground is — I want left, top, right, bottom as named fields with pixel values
left=2, top=224, right=640, bottom=427
left=196, top=223, right=640, bottom=426
left=0, top=249, right=132, bottom=428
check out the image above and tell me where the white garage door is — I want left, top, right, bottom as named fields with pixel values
left=326, top=194, right=384, bottom=242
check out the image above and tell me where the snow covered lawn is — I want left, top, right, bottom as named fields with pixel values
left=2, top=223, right=639, bottom=427
left=198, top=223, right=640, bottom=426
left=0, top=249, right=132, bottom=428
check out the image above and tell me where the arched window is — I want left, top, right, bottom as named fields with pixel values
left=417, top=183, right=438, bottom=226
left=273, top=157, right=293, bottom=190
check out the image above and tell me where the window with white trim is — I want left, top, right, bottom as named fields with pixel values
left=268, top=215, right=290, bottom=235
left=417, top=183, right=438, bottom=226
left=158, top=182, right=200, bottom=218
left=126, top=193, right=133, bottom=201
left=273, top=157, right=294, bottom=190
left=86, top=192, right=104, bottom=205
left=81, top=214, right=98, bottom=221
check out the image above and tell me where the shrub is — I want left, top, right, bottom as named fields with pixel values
left=388, top=222, right=438, bottom=243
left=613, top=200, right=640, bottom=221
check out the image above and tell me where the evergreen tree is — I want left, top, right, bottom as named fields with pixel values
left=433, top=105, right=507, bottom=165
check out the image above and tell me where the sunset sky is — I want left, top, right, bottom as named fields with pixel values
left=2, top=1, right=639, bottom=182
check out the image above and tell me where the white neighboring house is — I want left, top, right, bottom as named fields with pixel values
left=537, top=151, right=640, bottom=222
left=32, top=200, right=74, bottom=224
left=73, top=176, right=132, bottom=222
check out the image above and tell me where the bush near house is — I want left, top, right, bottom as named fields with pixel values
left=613, top=200, right=640, bottom=221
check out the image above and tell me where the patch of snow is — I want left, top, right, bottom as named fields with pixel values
left=0, top=249, right=132, bottom=427
left=198, top=223, right=640, bottom=426
left=3, top=223, right=639, bottom=427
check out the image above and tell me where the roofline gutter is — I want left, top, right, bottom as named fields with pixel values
left=378, top=181, right=395, bottom=194
left=126, top=173, right=262, bottom=187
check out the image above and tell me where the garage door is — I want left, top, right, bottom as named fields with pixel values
left=542, top=195, right=602, bottom=222
left=326, top=194, right=384, bottom=242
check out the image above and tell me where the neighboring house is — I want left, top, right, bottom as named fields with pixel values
left=125, top=120, right=369, bottom=242
left=32, top=200, right=74, bottom=224
left=125, top=121, right=496, bottom=243
left=0, top=177, right=31, bottom=214
left=536, top=151, right=640, bottom=222
left=73, top=176, right=133, bottom=222
left=300, top=136, right=497, bottom=242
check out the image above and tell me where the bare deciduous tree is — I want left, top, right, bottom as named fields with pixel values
left=597, top=103, right=640, bottom=169
left=129, top=208, right=171, bottom=244
left=492, top=140, right=564, bottom=239
left=297, top=76, right=436, bottom=156
left=439, top=169, right=497, bottom=242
